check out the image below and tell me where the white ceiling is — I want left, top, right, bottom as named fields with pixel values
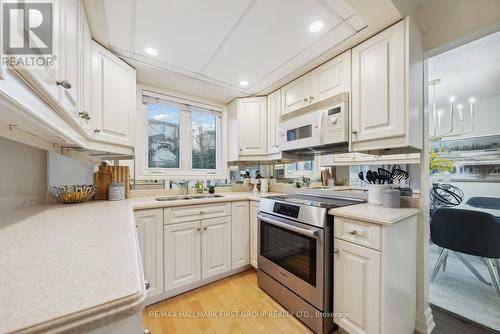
left=85, top=0, right=402, bottom=103
left=428, top=31, right=500, bottom=109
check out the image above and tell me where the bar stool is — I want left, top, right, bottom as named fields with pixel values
left=466, top=197, right=500, bottom=210
left=430, top=208, right=500, bottom=298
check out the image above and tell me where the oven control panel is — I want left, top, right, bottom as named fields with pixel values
left=273, top=202, right=300, bottom=218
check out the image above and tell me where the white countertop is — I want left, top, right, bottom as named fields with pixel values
left=328, top=203, right=421, bottom=226
left=0, top=191, right=279, bottom=334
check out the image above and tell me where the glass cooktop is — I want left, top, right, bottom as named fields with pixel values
left=267, top=194, right=363, bottom=209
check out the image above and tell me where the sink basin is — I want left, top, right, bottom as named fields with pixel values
left=155, top=194, right=224, bottom=201
left=155, top=196, right=192, bottom=201
left=189, top=194, right=224, bottom=199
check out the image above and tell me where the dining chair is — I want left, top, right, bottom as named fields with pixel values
left=430, top=208, right=500, bottom=298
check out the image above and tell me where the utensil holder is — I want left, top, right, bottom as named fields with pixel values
left=367, top=184, right=390, bottom=205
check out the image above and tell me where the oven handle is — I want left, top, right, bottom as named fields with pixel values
left=257, top=214, right=319, bottom=238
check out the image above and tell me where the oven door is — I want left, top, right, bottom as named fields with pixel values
left=257, top=213, right=324, bottom=310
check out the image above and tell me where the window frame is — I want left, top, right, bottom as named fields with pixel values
left=138, top=88, right=227, bottom=179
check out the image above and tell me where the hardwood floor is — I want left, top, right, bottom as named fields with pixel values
left=143, top=269, right=338, bottom=334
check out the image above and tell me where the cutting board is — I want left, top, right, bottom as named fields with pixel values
left=93, top=163, right=130, bottom=200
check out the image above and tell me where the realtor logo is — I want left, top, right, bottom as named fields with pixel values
left=2, top=1, right=55, bottom=68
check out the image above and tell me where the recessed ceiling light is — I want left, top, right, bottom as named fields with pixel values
left=239, top=80, right=249, bottom=87
left=145, top=47, right=158, bottom=56
left=309, top=21, right=324, bottom=33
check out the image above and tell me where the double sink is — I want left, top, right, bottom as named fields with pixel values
left=155, top=194, right=224, bottom=201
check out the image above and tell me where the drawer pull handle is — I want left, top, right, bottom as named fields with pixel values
left=145, top=281, right=150, bottom=290
left=349, top=230, right=358, bottom=235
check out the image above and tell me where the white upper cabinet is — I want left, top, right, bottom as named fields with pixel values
left=281, top=51, right=351, bottom=116
left=91, top=41, right=136, bottom=147
left=58, top=0, right=80, bottom=121
left=78, top=0, right=92, bottom=135
left=351, top=19, right=423, bottom=152
left=281, top=75, right=311, bottom=115
left=310, top=50, right=351, bottom=103
left=237, top=97, right=267, bottom=156
left=267, top=90, right=281, bottom=155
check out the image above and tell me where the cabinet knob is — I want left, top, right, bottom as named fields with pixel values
left=196, top=227, right=201, bottom=231
left=94, top=129, right=101, bottom=133
left=333, top=248, right=340, bottom=254
left=352, top=130, right=358, bottom=135
left=309, top=95, right=314, bottom=101
left=349, top=230, right=358, bottom=235
left=239, top=148, right=242, bottom=151
left=56, top=80, right=72, bottom=89
left=203, top=226, right=208, bottom=231
left=143, top=329, right=151, bottom=334
left=145, top=281, right=150, bottom=290
left=79, top=111, right=91, bottom=120
left=303, top=97, right=309, bottom=102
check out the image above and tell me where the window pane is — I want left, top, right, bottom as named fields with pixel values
left=192, top=111, right=216, bottom=170
left=287, top=163, right=298, bottom=172
left=303, top=160, right=314, bottom=172
left=148, top=104, right=180, bottom=168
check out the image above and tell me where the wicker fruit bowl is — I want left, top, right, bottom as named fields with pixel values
left=48, top=185, right=96, bottom=204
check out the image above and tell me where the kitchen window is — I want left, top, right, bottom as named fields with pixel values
left=142, top=91, right=223, bottom=177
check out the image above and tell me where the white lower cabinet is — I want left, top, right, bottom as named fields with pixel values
left=231, top=201, right=250, bottom=269
left=202, top=216, right=232, bottom=279
left=334, top=239, right=381, bottom=334
left=249, top=201, right=260, bottom=268
left=332, top=215, right=417, bottom=334
left=164, top=220, right=201, bottom=291
left=134, top=209, right=164, bottom=299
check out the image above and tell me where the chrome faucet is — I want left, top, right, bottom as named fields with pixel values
left=170, top=180, right=190, bottom=195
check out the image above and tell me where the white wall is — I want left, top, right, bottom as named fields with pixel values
left=429, top=94, right=500, bottom=139
left=0, top=137, right=47, bottom=214
left=47, top=152, right=93, bottom=187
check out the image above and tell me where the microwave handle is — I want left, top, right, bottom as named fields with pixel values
left=257, top=214, right=319, bottom=238
left=318, top=110, right=327, bottom=144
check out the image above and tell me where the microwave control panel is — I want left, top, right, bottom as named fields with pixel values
left=322, top=104, right=348, bottom=143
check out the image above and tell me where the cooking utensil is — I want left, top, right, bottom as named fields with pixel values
left=392, top=168, right=409, bottom=181
left=373, top=171, right=380, bottom=184
left=358, top=171, right=369, bottom=184
left=366, top=170, right=374, bottom=184
left=378, top=168, right=393, bottom=184
left=49, top=185, right=96, bottom=204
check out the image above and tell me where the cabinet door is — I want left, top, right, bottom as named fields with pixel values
left=249, top=201, right=259, bottom=268
left=237, top=97, right=267, bottom=156
left=164, top=221, right=201, bottom=291
left=78, top=2, right=92, bottom=135
left=351, top=21, right=405, bottom=144
left=231, top=201, right=250, bottom=269
left=59, top=0, right=79, bottom=121
left=201, top=216, right=231, bottom=279
left=334, top=238, right=381, bottom=334
left=267, top=90, right=281, bottom=155
left=135, top=209, right=164, bottom=298
left=281, top=75, right=310, bottom=115
left=310, top=50, right=350, bottom=103
left=92, top=41, right=136, bottom=146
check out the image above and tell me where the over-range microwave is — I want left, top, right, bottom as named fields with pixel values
left=278, top=93, right=349, bottom=155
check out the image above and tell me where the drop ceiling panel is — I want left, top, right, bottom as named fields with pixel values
left=134, top=0, right=252, bottom=73
left=202, top=0, right=344, bottom=91
left=103, top=0, right=135, bottom=52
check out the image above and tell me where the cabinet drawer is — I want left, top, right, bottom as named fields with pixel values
left=334, top=216, right=381, bottom=250
left=164, top=203, right=231, bottom=225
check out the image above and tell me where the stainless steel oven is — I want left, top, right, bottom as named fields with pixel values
left=258, top=212, right=327, bottom=310
left=257, top=193, right=364, bottom=334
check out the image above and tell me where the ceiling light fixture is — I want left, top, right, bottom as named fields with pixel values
left=239, top=80, right=249, bottom=87
left=309, top=21, right=324, bottom=33
left=145, top=47, right=158, bottom=56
